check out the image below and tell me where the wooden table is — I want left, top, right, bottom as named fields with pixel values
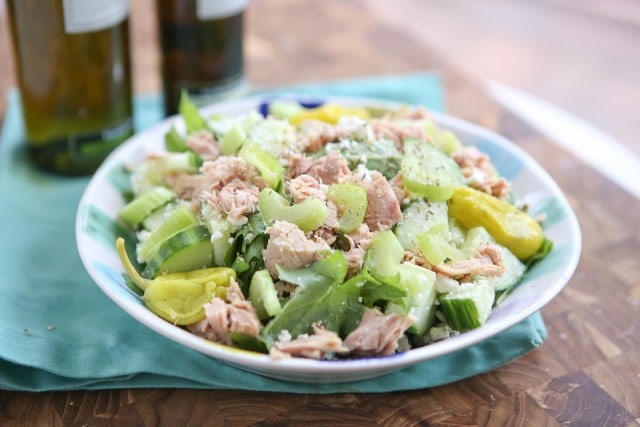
left=1, top=1, right=639, bottom=425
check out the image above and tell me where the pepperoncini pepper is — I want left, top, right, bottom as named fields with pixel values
left=447, top=186, right=544, bottom=261
left=116, top=238, right=235, bottom=325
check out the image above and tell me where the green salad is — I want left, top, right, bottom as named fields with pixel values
left=116, top=94, right=552, bottom=360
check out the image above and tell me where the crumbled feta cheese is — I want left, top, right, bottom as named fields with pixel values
left=277, top=329, right=292, bottom=343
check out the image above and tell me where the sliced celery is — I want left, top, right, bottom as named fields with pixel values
left=165, top=126, right=188, bottom=152
left=364, top=230, right=404, bottom=283
left=239, top=143, right=284, bottom=189
left=221, top=124, right=246, bottom=155
left=268, top=100, right=304, bottom=120
left=326, top=183, right=368, bottom=233
left=416, top=222, right=464, bottom=266
left=258, top=188, right=328, bottom=232
left=249, top=269, right=282, bottom=320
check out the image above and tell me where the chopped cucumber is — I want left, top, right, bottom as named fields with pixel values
left=142, top=202, right=179, bottom=231
left=440, top=281, right=495, bottom=331
left=394, top=199, right=449, bottom=250
left=138, top=206, right=200, bottom=263
left=416, top=223, right=464, bottom=265
left=397, top=262, right=437, bottom=336
left=118, top=186, right=175, bottom=226
left=249, top=269, right=282, bottom=320
left=401, top=138, right=463, bottom=201
left=364, top=230, right=404, bottom=283
left=142, top=225, right=213, bottom=278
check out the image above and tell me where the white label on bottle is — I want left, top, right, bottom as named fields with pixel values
left=196, top=0, right=248, bottom=21
left=63, top=0, right=129, bottom=34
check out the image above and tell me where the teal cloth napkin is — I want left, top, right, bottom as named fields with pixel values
left=0, top=73, right=547, bottom=392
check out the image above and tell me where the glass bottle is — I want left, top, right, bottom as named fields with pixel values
left=156, top=0, right=248, bottom=116
left=7, top=0, right=133, bottom=175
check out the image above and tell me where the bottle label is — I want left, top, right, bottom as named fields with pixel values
left=63, top=0, right=129, bottom=34
left=196, top=0, right=248, bottom=21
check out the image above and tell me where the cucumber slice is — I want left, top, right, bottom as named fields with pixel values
left=142, top=202, right=178, bottom=231
left=394, top=199, right=448, bottom=250
left=118, top=186, right=175, bottom=226
left=258, top=188, right=327, bottom=232
left=138, top=206, right=200, bottom=263
left=142, top=226, right=213, bottom=278
left=397, top=262, right=437, bottom=336
left=249, top=269, right=282, bottom=320
left=440, top=281, right=494, bottom=331
left=401, top=138, right=463, bottom=201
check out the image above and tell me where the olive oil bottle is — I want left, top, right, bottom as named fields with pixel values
left=157, top=0, right=248, bottom=116
left=7, top=0, right=133, bottom=175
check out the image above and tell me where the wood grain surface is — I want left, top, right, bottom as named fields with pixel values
left=1, top=0, right=639, bottom=425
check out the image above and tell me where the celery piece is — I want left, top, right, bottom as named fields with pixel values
left=401, top=138, right=463, bottom=201
left=258, top=188, right=328, bottom=232
left=178, top=90, right=206, bottom=133
left=239, top=142, right=284, bottom=189
left=268, top=100, right=304, bottom=120
left=416, top=222, right=464, bottom=266
left=364, top=230, right=404, bottom=283
left=423, top=121, right=462, bottom=154
left=249, top=269, right=282, bottom=320
left=440, top=282, right=495, bottom=331
left=165, top=125, right=188, bottom=152
left=221, top=124, right=246, bottom=155
left=326, top=183, right=368, bottom=233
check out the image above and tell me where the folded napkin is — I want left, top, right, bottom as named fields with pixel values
left=0, top=73, right=547, bottom=392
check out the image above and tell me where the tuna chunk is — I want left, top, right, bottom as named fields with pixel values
left=296, top=119, right=341, bottom=153
left=188, top=278, right=262, bottom=345
left=165, top=173, right=211, bottom=201
left=287, top=174, right=326, bottom=203
left=452, top=146, right=511, bottom=199
left=270, top=324, right=349, bottom=360
left=343, top=308, right=414, bottom=357
left=204, top=178, right=259, bottom=222
left=352, top=170, right=403, bottom=231
left=201, top=156, right=250, bottom=190
left=343, top=223, right=374, bottom=276
left=185, top=130, right=220, bottom=160
left=370, top=118, right=426, bottom=148
left=432, top=243, right=505, bottom=280
left=305, top=150, right=352, bottom=185
left=263, top=221, right=331, bottom=276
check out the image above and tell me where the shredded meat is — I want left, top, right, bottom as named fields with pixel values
left=432, top=243, right=505, bottom=280
left=343, top=308, right=414, bottom=357
left=305, top=150, right=352, bottom=184
left=203, top=178, right=259, bottom=221
left=185, top=130, right=220, bottom=160
left=452, top=146, right=511, bottom=199
left=201, top=156, right=250, bottom=191
left=287, top=174, right=326, bottom=203
left=270, top=324, right=349, bottom=360
left=389, top=172, right=408, bottom=205
left=352, top=170, right=403, bottom=231
left=188, top=278, right=262, bottom=345
left=370, top=118, right=426, bottom=148
left=287, top=153, right=315, bottom=179
left=262, top=221, right=331, bottom=276
left=343, top=223, right=374, bottom=276
left=296, top=120, right=341, bottom=153
left=165, top=173, right=210, bottom=201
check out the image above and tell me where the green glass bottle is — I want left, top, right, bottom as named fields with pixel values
left=7, top=0, right=134, bottom=175
left=157, top=0, right=248, bottom=116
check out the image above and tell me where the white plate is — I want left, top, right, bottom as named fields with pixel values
left=76, top=95, right=581, bottom=383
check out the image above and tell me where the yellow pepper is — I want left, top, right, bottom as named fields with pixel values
left=289, top=103, right=370, bottom=126
left=116, top=238, right=235, bottom=325
left=447, top=186, right=544, bottom=261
